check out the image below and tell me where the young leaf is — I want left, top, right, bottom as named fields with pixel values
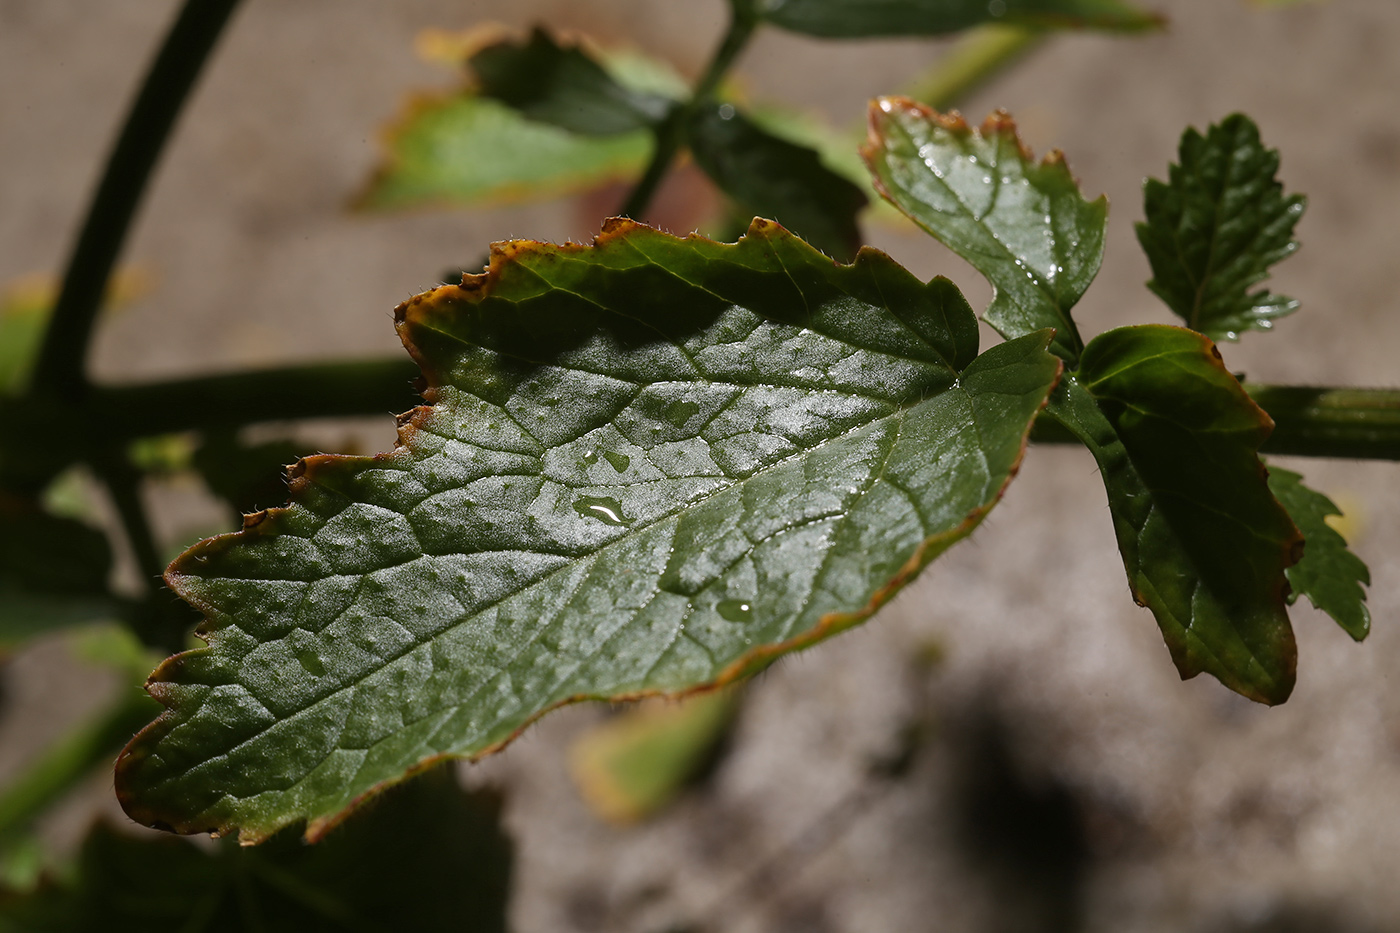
left=1049, top=325, right=1302, bottom=704
left=1267, top=466, right=1370, bottom=641
left=470, top=28, right=673, bottom=136
left=116, top=219, right=1060, bottom=842
left=1135, top=114, right=1306, bottom=341
left=686, top=103, right=868, bottom=260
left=353, top=93, right=651, bottom=211
left=744, top=0, right=1162, bottom=38
left=863, top=97, right=1105, bottom=365
left=0, top=767, right=510, bottom=932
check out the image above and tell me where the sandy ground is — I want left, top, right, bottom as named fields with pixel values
left=2, top=0, right=1399, bottom=930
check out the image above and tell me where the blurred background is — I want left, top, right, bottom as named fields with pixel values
left=2, top=0, right=1398, bottom=930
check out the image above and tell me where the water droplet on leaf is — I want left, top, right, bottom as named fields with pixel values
left=717, top=599, right=754, bottom=623
left=573, top=496, right=631, bottom=526
left=603, top=450, right=630, bottom=472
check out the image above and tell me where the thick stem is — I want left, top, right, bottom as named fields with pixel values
left=1030, top=384, right=1400, bottom=461
left=900, top=24, right=1046, bottom=112
left=0, top=690, right=157, bottom=840
left=28, top=0, right=244, bottom=401
left=617, top=7, right=759, bottom=221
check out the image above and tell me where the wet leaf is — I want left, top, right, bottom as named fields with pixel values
left=1048, top=325, right=1302, bottom=704
left=0, top=767, right=510, bottom=933
left=1267, top=466, right=1370, bottom=641
left=1136, top=113, right=1306, bottom=341
left=570, top=688, right=739, bottom=823
left=470, top=28, right=673, bottom=136
left=687, top=103, right=868, bottom=259
left=117, top=219, right=1060, bottom=842
left=354, top=93, right=651, bottom=211
left=863, top=98, right=1105, bottom=365
left=745, top=0, right=1161, bottom=38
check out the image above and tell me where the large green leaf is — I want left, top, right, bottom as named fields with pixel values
left=0, top=767, right=510, bottom=932
left=1267, top=465, right=1370, bottom=641
left=116, top=219, right=1060, bottom=841
left=686, top=103, right=868, bottom=260
left=745, top=0, right=1161, bottom=38
left=1135, top=114, right=1306, bottom=341
left=470, top=28, right=673, bottom=136
left=353, top=94, right=651, bottom=211
left=1048, top=325, right=1302, bottom=704
left=863, top=97, right=1105, bottom=365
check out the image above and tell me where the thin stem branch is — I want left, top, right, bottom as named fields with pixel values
left=29, top=0, right=244, bottom=401
left=899, top=25, right=1047, bottom=112
left=617, top=6, right=759, bottom=221
left=96, top=452, right=164, bottom=594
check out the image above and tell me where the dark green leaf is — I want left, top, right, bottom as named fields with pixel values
left=1267, top=465, right=1370, bottom=641
left=354, top=93, right=651, bottom=211
left=863, top=97, right=1105, bottom=365
left=686, top=103, right=868, bottom=260
left=0, top=767, right=510, bottom=933
left=0, top=496, right=119, bottom=649
left=748, top=0, right=1161, bottom=38
left=1048, top=325, right=1302, bottom=704
left=1136, top=113, right=1306, bottom=341
left=116, top=219, right=1059, bottom=841
left=470, top=28, right=673, bottom=136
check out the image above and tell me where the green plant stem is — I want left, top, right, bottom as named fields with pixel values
left=95, top=454, right=164, bottom=593
left=0, top=690, right=157, bottom=840
left=900, top=24, right=1047, bottom=111
left=618, top=6, right=759, bottom=220
left=28, top=0, right=244, bottom=402
left=1030, top=384, right=1400, bottom=460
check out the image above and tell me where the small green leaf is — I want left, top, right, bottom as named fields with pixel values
left=1136, top=113, right=1306, bottom=341
left=748, top=0, right=1161, bottom=38
left=470, top=28, right=673, bottom=136
left=863, top=98, right=1106, bottom=365
left=686, top=103, right=868, bottom=260
left=0, top=767, right=510, bottom=932
left=570, top=688, right=738, bottom=823
left=1267, top=466, right=1370, bottom=641
left=116, top=219, right=1060, bottom=842
left=1049, top=325, right=1302, bottom=704
left=354, top=93, right=651, bottom=211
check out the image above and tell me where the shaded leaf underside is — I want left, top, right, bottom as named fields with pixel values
left=1050, top=325, right=1302, bottom=703
left=863, top=97, right=1106, bottom=365
left=117, top=219, right=1060, bottom=842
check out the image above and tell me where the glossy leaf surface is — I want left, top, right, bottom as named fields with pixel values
left=1135, top=114, right=1306, bottom=341
left=687, top=103, right=868, bottom=260
left=1267, top=465, right=1370, bottom=641
left=1049, top=325, right=1302, bottom=704
left=117, top=219, right=1060, bottom=841
left=863, top=98, right=1105, bottom=365
left=747, top=0, right=1161, bottom=37
left=470, top=28, right=673, bottom=136
left=354, top=94, right=650, bottom=211
left=0, top=768, right=510, bottom=932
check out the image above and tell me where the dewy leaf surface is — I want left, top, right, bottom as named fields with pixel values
left=470, top=28, right=673, bottom=136
left=116, top=219, right=1061, bottom=842
left=747, top=0, right=1161, bottom=38
left=1048, top=324, right=1302, bottom=704
left=863, top=97, right=1105, bottom=365
left=1267, top=465, right=1370, bottom=641
left=1136, top=113, right=1306, bottom=341
left=686, top=103, right=868, bottom=260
